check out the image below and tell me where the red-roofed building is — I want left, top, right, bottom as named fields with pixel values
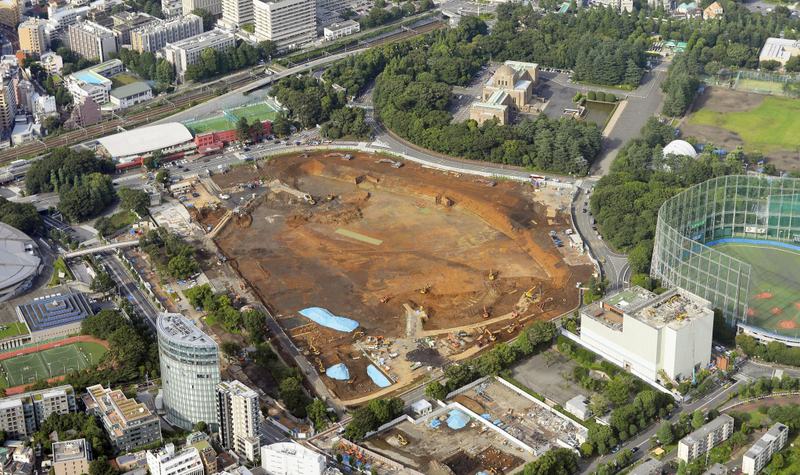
left=194, top=121, right=271, bottom=154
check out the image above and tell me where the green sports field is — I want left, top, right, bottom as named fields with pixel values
left=185, top=101, right=280, bottom=134
left=0, top=342, right=107, bottom=387
left=712, top=243, right=800, bottom=336
left=688, top=96, right=800, bottom=153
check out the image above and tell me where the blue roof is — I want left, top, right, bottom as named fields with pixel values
left=17, top=290, right=93, bottom=333
left=72, top=70, right=107, bottom=85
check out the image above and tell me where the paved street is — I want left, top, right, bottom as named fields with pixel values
left=98, top=253, right=160, bottom=330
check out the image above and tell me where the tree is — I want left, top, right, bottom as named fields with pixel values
left=760, top=59, right=781, bottom=71
left=118, top=187, right=151, bottom=216
left=193, top=421, right=208, bottom=433
left=785, top=56, right=800, bottom=72
left=521, top=448, right=579, bottom=475
left=691, top=410, right=705, bottom=430
left=89, top=457, right=119, bottom=475
left=306, top=399, right=331, bottom=431
left=221, top=341, right=242, bottom=358
left=167, top=254, right=199, bottom=279
left=0, top=198, right=42, bottom=235
left=257, top=40, right=277, bottom=60
left=279, top=377, right=310, bottom=418
left=155, top=170, right=170, bottom=185
left=155, top=59, right=175, bottom=85
left=145, top=150, right=163, bottom=170
left=657, top=421, right=674, bottom=445
left=271, top=113, right=292, bottom=137
left=243, top=310, right=268, bottom=343
left=59, top=173, right=116, bottom=222
left=90, top=271, right=116, bottom=296
left=425, top=381, right=447, bottom=400
left=192, top=8, right=215, bottom=30
left=236, top=117, right=251, bottom=142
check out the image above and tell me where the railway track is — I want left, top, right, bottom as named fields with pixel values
left=0, top=20, right=445, bottom=164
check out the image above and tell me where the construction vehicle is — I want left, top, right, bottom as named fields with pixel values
left=379, top=295, right=392, bottom=304
left=523, top=287, right=537, bottom=300
left=396, top=434, right=408, bottom=446
left=307, top=336, right=320, bottom=356
left=488, top=269, right=498, bottom=281
left=482, top=306, right=491, bottom=319
left=314, top=357, right=324, bottom=373
left=376, top=158, right=403, bottom=168
left=325, top=194, right=336, bottom=201
left=418, top=284, right=431, bottom=295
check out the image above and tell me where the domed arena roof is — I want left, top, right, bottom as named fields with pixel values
left=663, top=139, right=697, bottom=158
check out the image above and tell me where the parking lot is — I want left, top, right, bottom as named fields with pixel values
left=511, top=349, right=583, bottom=405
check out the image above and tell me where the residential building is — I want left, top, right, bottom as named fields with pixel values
left=130, top=13, right=202, bottom=53
left=109, top=11, right=159, bottom=45
left=253, top=0, right=316, bottom=50
left=146, top=444, right=204, bottom=475
left=0, top=0, right=20, bottom=29
left=0, top=443, right=35, bottom=475
left=161, top=0, right=182, bottom=17
left=759, top=38, right=800, bottom=67
left=261, top=442, right=325, bottom=475
left=220, top=0, right=253, bottom=28
left=163, top=29, right=235, bottom=82
left=115, top=451, right=148, bottom=473
left=592, top=0, right=633, bottom=12
left=703, top=1, right=722, bottom=19
left=0, top=386, right=75, bottom=439
left=181, top=0, right=221, bottom=16
left=83, top=384, right=162, bottom=453
left=110, top=82, right=152, bottom=109
left=18, top=19, right=49, bottom=55
left=65, top=95, right=101, bottom=128
left=648, top=0, right=672, bottom=9
left=45, top=5, right=89, bottom=40
left=579, top=286, right=713, bottom=384
left=40, top=52, right=64, bottom=74
left=470, top=61, right=539, bottom=125
left=65, top=59, right=122, bottom=104
left=742, top=423, right=789, bottom=475
left=10, top=118, right=41, bottom=146
left=157, top=313, right=220, bottom=431
left=67, top=20, right=118, bottom=61
left=0, top=78, right=16, bottom=134
left=216, top=380, right=260, bottom=463
left=677, top=415, right=734, bottom=462
left=32, top=93, right=57, bottom=123
left=190, top=439, right=217, bottom=474
left=52, top=439, right=91, bottom=475
left=322, top=20, right=359, bottom=41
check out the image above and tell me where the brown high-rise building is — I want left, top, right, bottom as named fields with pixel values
left=18, top=18, right=49, bottom=55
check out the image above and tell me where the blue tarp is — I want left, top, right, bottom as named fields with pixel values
left=429, top=419, right=441, bottom=429
left=299, top=307, right=359, bottom=332
left=446, top=409, right=470, bottom=430
left=367, top=364, right=392, bottom=388
left=326, top=363, right=350, bottom=380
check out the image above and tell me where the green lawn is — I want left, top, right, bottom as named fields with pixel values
left=185, top=116, right=234, bottom=134
left=736, top=78, right=786, bottom=95
left=688, top=96, right=800, bottom=153
left=111, top=73, right=140, bottom=88
left=0, top=323, right=29, bottom=340
left=49, top=257, right=74, bottom=286
left=185, top=102, right=280, bottom=134
left=0, top=342, right=107, bottom=387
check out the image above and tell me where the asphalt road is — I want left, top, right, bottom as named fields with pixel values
left=98, top=253, right=160, bottom=330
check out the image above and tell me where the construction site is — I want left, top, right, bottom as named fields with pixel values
left=210, top=150, right=593, bottom=402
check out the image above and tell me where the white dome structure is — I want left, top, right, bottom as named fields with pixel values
left=663, top=140, right=697, bottom=158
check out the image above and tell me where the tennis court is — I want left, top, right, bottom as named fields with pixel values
left=184, top=101, right=280, bottom=134
left=711, top=243, right=800, bottom=336
left=0, top=342, right=107, bottom=387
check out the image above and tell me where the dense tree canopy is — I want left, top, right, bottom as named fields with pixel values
left=0, top=198, right=42, bottom=235
left=59, top=173, right=117, bottom=222
left=139, top=228, right=199, bottom=279
left=26, top=148, right=115, bottom=195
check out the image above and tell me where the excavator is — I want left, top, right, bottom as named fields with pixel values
left=396, top=434, right=409, bottom=446
left=482, top=306, right=491, bottom=319
left=488, top=269, right=498, bottom=281
left=379, top=295, right=392, bottom=304
left=418, top=284, right=431, bottom=295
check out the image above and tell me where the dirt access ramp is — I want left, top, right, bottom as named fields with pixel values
left=214, top=151, right=592, bottom=400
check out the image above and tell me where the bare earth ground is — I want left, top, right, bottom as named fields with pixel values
left=681, top=87, right=799, bottom=171
left=213, top=151, right=591, bottom=400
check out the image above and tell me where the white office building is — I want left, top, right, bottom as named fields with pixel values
left=182, top=0, right=222, bottom=16
left=742, top=423, right=789, bottom=475
left=216, top=380, right=261, bottom=463
left=759, top=37, right=800, bottom=67
left=163, top=29, right=236, bottom=81
left=579, top=286, right=713, bottom=384
left=323, top=20, right=359, bottom=41
left=253, top=0, right=316, bottom=50
left=261, top=442, right=326, bottom=475
left=157, top=313, right=220, bottom=431
left=220, top=0, right=254, bottom=28
left=130, top=13, right=203, bottom=53
left=147, top=443, right=204, bottom=475
left=678, top=415, right=734, bottom=462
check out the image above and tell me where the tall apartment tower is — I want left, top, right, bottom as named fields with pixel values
left=67, top=21, right=118, bottom=61
left=18, top=18, right=49, bottom=54
left=253, top=0, right=316, bottom=50
left=130, top=13, right=203, bottom=53
left=216, top=380, right=261, bottom=463
left=157, top=313, right=220, bottom=431
left=0, top=0, right=21, bottom=29
left=220, top=0, right=254, bottom=28
left=0, top=77, right=16, bottom=134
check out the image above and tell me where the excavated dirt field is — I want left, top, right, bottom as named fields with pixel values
left=214, top=151, right=592, bottom=400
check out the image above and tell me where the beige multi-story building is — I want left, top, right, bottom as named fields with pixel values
left=181, top=0, right=221, bottom=17
left=216, top=380, right=261, bottom=463
left=109, top=11, right=159, bottom=45
left=0, top=0, right=21, bottom=29
left=67, top=20, right=118, bottom=61
left=220, top=0, right=253, bottom=29
left=0, top=77, right=15, bottom=134
left=677, top=415, right=734, bottom=463
left=130, top=13, right=203, bottom=53
left=742, top=423, right=788, bottom=475
left=18, top=18, right=49, bottom=55
left=253, top=0, right=316, bottom=50
left=163, top=29, right=235, bottom=82
left=470, top=61, right=539, bottom=125
left=579, top=286, right=714, bottom=385
left=0, top=386, right=77, bottom=439
left=83, top=384, right=163, bottom=453
left=52, top=439, right=91, bottom=475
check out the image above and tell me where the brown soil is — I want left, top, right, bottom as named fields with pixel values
left=190, top=206, right=227, bottom=230
left=214, top=151, right=591, bottom=399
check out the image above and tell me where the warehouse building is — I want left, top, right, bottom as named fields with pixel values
left=579, top=286, right=713, bottom=385
left=96, top=122, right=194, bottom=163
